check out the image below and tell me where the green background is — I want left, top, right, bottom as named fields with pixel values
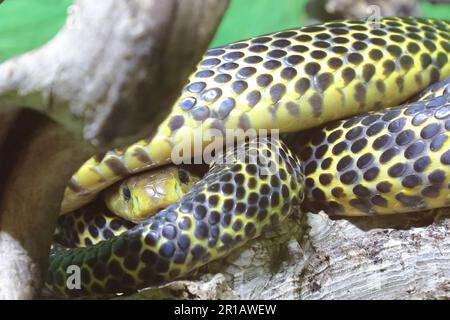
left=0, top=0, right=449, bottom=63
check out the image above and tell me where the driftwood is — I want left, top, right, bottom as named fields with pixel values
left=306, top=0, right=421, bottom=23
left=0, top=0, right=228, bottom=299
left=127, top=209, right=450, bottom=300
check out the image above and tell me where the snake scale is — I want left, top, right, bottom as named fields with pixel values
left=47, top=17, right=450, bottom=298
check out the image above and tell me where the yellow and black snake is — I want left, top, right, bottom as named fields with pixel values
left=47, top=16, right=450, bottom=298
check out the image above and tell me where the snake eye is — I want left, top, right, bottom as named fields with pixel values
left=178, top=168, right=189, bottom=184
left=122, top=185, right=131, bottom=202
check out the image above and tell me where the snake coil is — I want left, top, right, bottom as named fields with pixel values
left=47, top=17, right=450, bottom=298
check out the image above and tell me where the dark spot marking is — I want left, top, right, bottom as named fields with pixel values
left=387, top=45, right=402, bottom=57
left=441, top=150, right=450, bottom=165
left=257, top=74, right=273, bottom=87
left=223, top=51, right=244, bottom=61
left=105, top=158, right=129, bottom=177
left=372, top=134, right=391, bottom=150
left=206, top=49, right=225, bottom=56
left=402, top=175, right=422, bottom=188
left=192, top=106, right=210, bottom=121
left=430, top=134, right=448, bottom=152
left=305, top=62, right=321, bottom=76
left=232, top=81, right=248, bottom=94
left=414, top=156, right=431, bottom=172
left=214, top=74, right=231, bottom=83
left=196, top=70, right=214, bottom=78
left=383, top=60, right=395, bottom=76
left=237, top=67, right=257, bottom=79
left=287, top=55, right=305, bottom=66
left=295, top=34, right=313, bottom=42
left=246, top=91, right=261, bottom=107
left=332, top=141, right=348, bottom=155
left=218, top=98, right=235, bottom=119
left=349, top=198, right=371, bottom=213
left=311, top=50, right=327, bottom=59
left=352, top=41, right=367, bottom=51
left=270, top=84, right=286, bottom=103
left=319, top=174, right=333, bottom=186
left=268, top=49, right=287, bottom=59
left=351, top=138, right=367, bottom=153
left=353, top=184, right=370, bottom=197
left=371, top=195, right=388, bottom=208
left=244, top=55, right=263, bottom=64
left=332, top=46, right=348, bottom=54
left=296, top=78, right=310, bottom=95
left=369, top=49, right=383, bottom=61
left=420, top=53, right=432, bottom=68
left=364, top=167, right=379, bottom=181
left=249, top=45, right=268, bottom=53
left=340, top=170, right=358, bottom=184
left=422, top=186, right=440, bottom=198
left=396, top=130, right=415, bottom=146
left=342, top=67, right=355, bottom=84
left=396, top=193, right=423, bottom=208
left=281, top=67, right=297, bottom=80
left=362, top=64, right=376, bottom=82
left=327, top=129, right=343, bottom=143
left=421, top=123, right=441, bottom=139
left=179, top=97, right=197, bottom=110
left=345, top=126, right=363, bottom=140
left=272, top=39, right=291, bottom=47
left=328, top=57, right=343, bottom=69
left=407, top=42, right=420, bottom=54
left=376, top=181, right=392, bottom=193
left=337, top=155, right=353, bottom=172
left=317, top=73, right=333, bottom=91
left=357, top=153, right=374, bottom=169
left=263, top=60, right=282, bottom=70
left=252, top=36, right=271, bottom=44
left=399, top=55, right=414, bottom=71
left=388, top=118, right=406, bottom=133
left=388, top=163, right=407, bottom=177
left=331, top=187, right=344, bottom=198
left=405, top=141, right=425, bottom=159
left=309, top=94, right=323, bottom=117
left=354, top=83, right=366, bottom=105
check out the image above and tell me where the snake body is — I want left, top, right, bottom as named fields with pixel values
left=297, top=93, right=450, bottom=215
left=47, top=17, right=450, bottom=297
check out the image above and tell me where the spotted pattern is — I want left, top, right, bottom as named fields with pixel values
left=296, top=95, right=450, bottom=216
left=47, top=138, right=303, bottom=297
left=61, top=17, right=450, bottom=214
left=55, top=200, right=134, bottom=248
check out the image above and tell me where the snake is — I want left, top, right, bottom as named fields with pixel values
left=55, top=166, right=200, bottom=247
left=46, top=16, right=450, bottom=298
